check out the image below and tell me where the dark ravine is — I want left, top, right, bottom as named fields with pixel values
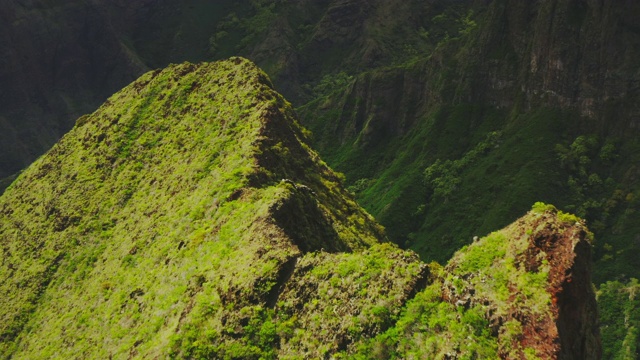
left=0, top=0, right=147, bottom=179
left=297, top=0, right=640, bottom=288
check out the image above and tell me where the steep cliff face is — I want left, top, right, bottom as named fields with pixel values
left=443, top=204, right=601, bottom=359
left=297, top=0, right=640, bottom=286
left=345, top=204, right=601, bottom=359
left=301, top=0, right=640, bottom=164
left=466, top=0, right=640, bottom=132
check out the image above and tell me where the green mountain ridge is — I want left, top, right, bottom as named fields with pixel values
left=1, top=58, right=600, bottom=359
left=3, top=2, right=638, bottom=283
left=2, top=0, right=639, bottom=357
left=0, top=58, right=385, bottom=357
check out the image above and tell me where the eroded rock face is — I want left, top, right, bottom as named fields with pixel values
left=509, top=212, right=601, bottom=358
left=442, top=206, right=601, bottom=359
left=468, top=0, right=640, bottom=132
left=302, top=0, right=640, bottom=160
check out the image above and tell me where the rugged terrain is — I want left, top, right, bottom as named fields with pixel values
left=296, top=0, right=640, bottom=284
left=0, top=59, right=600, bottom=358
left=1, top=0, right=637, bottom=357
left=2, top=0, right=638, bottom=282
left=0, top=58, right=390, bottom=358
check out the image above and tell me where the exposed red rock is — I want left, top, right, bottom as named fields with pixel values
left=442, top=207, right=601, bottom=359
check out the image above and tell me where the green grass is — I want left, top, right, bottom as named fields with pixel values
left=0, top=58, right=388, bottom=358
left=0, top=56, right=604, bottom=358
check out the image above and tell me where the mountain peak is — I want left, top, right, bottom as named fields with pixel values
left=442, top=203, right=601, bottom=359
left=0, top=58, right=386, bottom=357
left=341, top=204, right=601, bottom=359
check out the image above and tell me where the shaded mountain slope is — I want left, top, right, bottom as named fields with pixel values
left=3, top=2, right=639, bottom=284
left=297, top=0, right=640, bottom=286
left=0, top=0, right=147, bottom=179
left=0, top=0, right=469, bottom=182
left=598, top=278, right=640, bottom=359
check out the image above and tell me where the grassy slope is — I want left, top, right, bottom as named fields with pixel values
left=0, top=58, right=419, bottom=358
left=1, top=0, right=631, bottom=355
left=0, top=57, right=601, bottom=358
left=301, top=83, right=570, bottom=259
left=181, top=2, right=640, bottom=354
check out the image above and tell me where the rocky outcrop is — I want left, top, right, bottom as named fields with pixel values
left=325, top=204, right=603, bottom=359
left=442, top=204, right=601, bottom=359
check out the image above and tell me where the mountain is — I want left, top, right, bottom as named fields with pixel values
left=0, top=57, right=387, bottom=357
left=0, top=58, right=599, bottom=358
left=1, top=0, right=638, bottom=357
left=0, top=0, right=478, bottom=180
left=3, top=0, right=638, bottom=285
left=354, top=203, right=600, bottom=359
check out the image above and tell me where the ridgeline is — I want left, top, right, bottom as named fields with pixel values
left=1, top=58, right=599, bottom=359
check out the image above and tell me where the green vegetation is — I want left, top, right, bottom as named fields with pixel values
left=0, top=58, right=390, bottom=358
left=283, top=5, right=640, bottom=356
left=424, top=131, right=502, bottom=199
left=0, top=57, right=600, bottom=358
left=598, top=279, right=640, bottom=359
left=343, top=204, right=596, bottom=359
left=301, top=97, right=571, bottom=262
left=3, top=1, right=639, bottom=356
